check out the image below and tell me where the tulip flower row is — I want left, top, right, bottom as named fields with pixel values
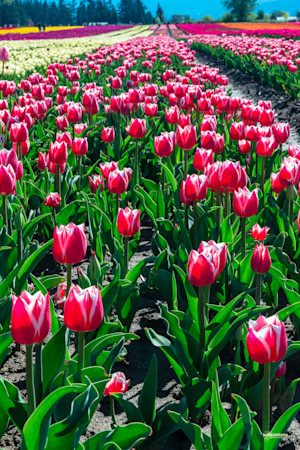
left=186, top=33, right=300, bottom=98
left=0, top=25, right=152, bottom=76
left=0, top=32, right=299, bottom=450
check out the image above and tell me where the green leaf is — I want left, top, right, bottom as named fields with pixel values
left=160, top=161, right=177, bottom=191
left=138, top=354, right=157, bottom=425
left=211, top=378, right=231, bottom=446
left=82, top=423, right=151, bottom=450
left=182, top=377, right=211, bottom=420
left=168, top=411, right=206, bottom=449
left=22, top=385, right=85, bottom=450
left=42, top=325, right=69, bottom=396
left=232, top=394, right=255, bottom=449
left=216, top=418, right=245, bottom=450
left=264, top=403, right=300, bottom=450
left=15, top=239, right=53, bottom=294
left=0, top=376, right=27, bottom=435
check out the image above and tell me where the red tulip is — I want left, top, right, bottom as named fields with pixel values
left=165, top=106, right=179, bottom=124
left=52, top=223, right=87, bottom=265
left=279, top=157, right=300, bottom=186
left=9, top=122, right=28, bottom=143
left=37, top=152, right=48, bottom=171
left=259, top=109, right=274, bottom=127
left=107, top=169, right=130, bottom=195
left=233, top=187, right=259, bottom=217
left=145, top=103, right=158, bottom=117
left=44, top=192, right=61, bottom=207
left=238, top=140, right=251, bottom=154
left=88, top=174, right=104, bottom=193
left=104, top=372, right=130, bottom=396
left=178, top=114, right=191, bottom=128
left=154, top=132, right=174, bottom=157
left=246, top=315, right=287, bottom=364
left=219, top=160, right=240, bottom=190
left=67, top=103, right=83, bottom=123
left=245, top=125, right=258, bottom=142
left=201, top=130, right=216, bottom=151
left=180, top=180, right=193, bottom=206
left=0, top=164, right=16, bottom=195
left=126, top=118, right=147, bottom=139
left=56, top=131, right=72, bottom=149
left=187, top=248, right=220, bottom=287
left=0, top=46, right=9, bottom=63
left=200, top=116, right=217, bottom=133
left=256, top=137, right=278, bottom=157
left=251, top=243, right=271, bottom=274
left=184, top=174, right=208, bottom=202
left=64, top=285, right=104, bottom=332
left=49, top=141, right=68, bottom=165
left=117, top=207, right=140, bottom=237
left=198, top=240, right=227, bottom=273
left=176, top=125, right=197, bottom=150
left=99, top=161, right=118, bottom=179
left=271, top=172, right=286, bottom=194
left=11, top=291, right=51, bottom=345
left=102, top=126, right=115, bottom=143
left=251, top=224, right=270, bottom=241
left=72, top=137, right=88, bottom=156
left=230, top=122, right=245, bottom=141
left=193, top=148, right=213, bottom=172
left=75, top=123, right=88, bottom=136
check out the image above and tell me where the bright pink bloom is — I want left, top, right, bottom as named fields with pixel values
left=88, top=174, right=104, bottom=193
left=44, top=192, right=61, bottom=208
left=246, top=315, right=287, bottom=364
left=193, top=148, right=213, bottom=172
left=102, top=126, right=115, bottom=143
left=126, top=119, right=147, bottom=139
left=233, top=187, right=259, bottom=217
left=104, top=372, right=130, bottom=396
left=0, top=164, right=16, bottom=195
left=72, top=137, right=88, bottom=156
left=274, top=361, right=287, bottom=379
left=107, top=169, right=130, bottom=195
left=52, top=223, right=87, bottom=265
left=11, top=291, right=51, bottom=345
left=251, top=224, right=270, bottom=241
left=184, top=174, right=208, bottom=202
left=187, top=248, right=220, bottom=287
left=117, top=207, right=140, bottom=237
left=64, top=285, right=103, bottom=332
left=49, top=141, right=68, bottom=165
left=176, top=125, right=197, bottom=150
left=154, top=132, right=174, bottom=157
left=99, top=161, right=118, bottom=179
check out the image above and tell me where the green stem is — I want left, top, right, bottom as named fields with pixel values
left=193, top=201, right=198, bottom=248
left=255, top=273, right=263, bottom=305
left=184, top=150, right=189, bottom=179
left=66, top=264, right=72, bottom=296
left=77, top=156, right=81, bottom=179
left=77, top=332, right=85, bottom=371
left=197, top=286, right=207, bottom=374
left=241, top=217, right=246, bottom=260
left=72, top=123, right=75, bottom=140
left=262, top=362, right=271, bottom=434
left=124, top=236, right=129, bottom=278
left=45, top=168, right=49, bottom=194
left=224, top=189, right=229, bottom=218
left=261, top=156, right=266, bottom=199
left=185, top=204, right=189, bottom=230
left=2, top=195, right=7, bottom=230
left=56, top=164, right=61, bottom=197
left=289, top=199, right=294, bottom=225
left=134, top=140, right=139, bottom=187
left=17, top=229, right=23, bottom=263
left=107, top=142, right=110, bottom=162
left=110, top=396, right=117, bottom=427
left=216, top=190, right=220, bottom=230
left=53, top=208, right=57, bottom=226
left=34, top=343, right=43, bottom=406
left=26, top=344, right=36, bottom=417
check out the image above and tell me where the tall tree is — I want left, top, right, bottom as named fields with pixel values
left=222, top=0, right=257, bottom=21
left=156, top=3, right=164, bottom=23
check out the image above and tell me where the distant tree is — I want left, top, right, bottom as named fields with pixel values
left=297, top=12, right=300, bottom=19
left=171, top=14, right=183, bottom=23
left=220, top=11, right=235, bottom=22
left=156, top=3, right=165, bottom=23
left=270, top=10, right=285, bottom=20
left=257, top=9, right=264, bottom=20
left=222, top=0, right=257, bottom=21
left=184, top=14, right=191, bottom=22
left=201, top=15, right=214, bottom=23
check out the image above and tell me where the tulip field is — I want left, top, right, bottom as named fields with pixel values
left=0, top=26, right=299, bottom=450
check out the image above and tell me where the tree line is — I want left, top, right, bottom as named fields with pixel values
left=0, top=0, right=156, bottom=27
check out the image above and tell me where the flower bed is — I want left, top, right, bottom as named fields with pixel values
left=0, top=33, right=299, bottom=449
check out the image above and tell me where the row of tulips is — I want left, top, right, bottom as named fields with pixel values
left=0, top=33, right=299, bottom=450
left=186, top=33, right=300, bottom=98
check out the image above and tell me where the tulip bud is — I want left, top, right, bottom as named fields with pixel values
left=251, top=224, right=270, bottom=241
left=15, top=206, right=25, bottom=231
left=87, top=251, right=101, bottom=283
left=77, top=266, right=91, bottom=289
left=286, top=184, right=297, bottom=202
left=274, top=361, right=287, bottom=379
left=251, top=243, right=271, bottom=274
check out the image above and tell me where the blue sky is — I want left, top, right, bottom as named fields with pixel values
left=122, top=0, right=299, bottom=20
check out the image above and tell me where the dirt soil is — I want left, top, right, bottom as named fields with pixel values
left=1, top=57, right=300, bottom=449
